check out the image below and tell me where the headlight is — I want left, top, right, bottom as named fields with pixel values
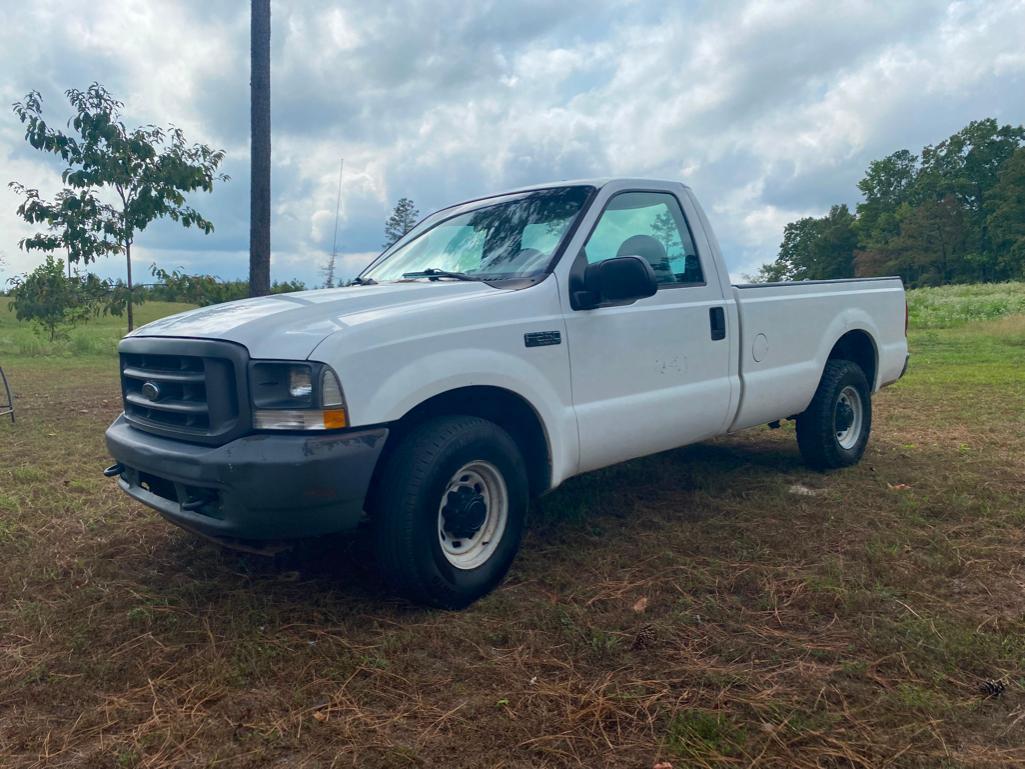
left=288, top=367, right=313, bottom=398
left=249, top=361, right=348, bottom=430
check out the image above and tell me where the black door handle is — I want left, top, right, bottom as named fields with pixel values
left=709, top=307, right=726, bottom=341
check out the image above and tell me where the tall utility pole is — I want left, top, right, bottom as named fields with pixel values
left=249, top=0, right=271, bottom=297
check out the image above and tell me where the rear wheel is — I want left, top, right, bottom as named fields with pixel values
left=371, top=415, right=528, bottom=608
left=796, top=359, right=872, bottom=470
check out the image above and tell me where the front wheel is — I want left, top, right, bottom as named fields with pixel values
left=796, top=359, right=872, bottom=470
left=371, top=415, right=528, bottom=609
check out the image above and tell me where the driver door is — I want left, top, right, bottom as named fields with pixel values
left=562, top=190, right=733, bottom=473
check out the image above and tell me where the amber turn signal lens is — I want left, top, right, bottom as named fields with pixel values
left=323, top=408, right=348, bottom=429
left=253, top=408, right=349, bottom=430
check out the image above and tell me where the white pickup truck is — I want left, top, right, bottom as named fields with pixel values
left=105, top=178, right=908, bottom=607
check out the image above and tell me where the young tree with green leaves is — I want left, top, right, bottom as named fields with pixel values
left=10, top=184, right=120, bottom=277
left=383, top=197, right=420, bottom=248
left=6, top=255, right=123, bottom=341
left=10, top=84, right=228, bottom=330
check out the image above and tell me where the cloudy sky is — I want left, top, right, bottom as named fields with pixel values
left=1, top=0, right=1023, bottom=287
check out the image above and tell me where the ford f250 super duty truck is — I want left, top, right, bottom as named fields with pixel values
left=105, top=178, right=909, bottom=607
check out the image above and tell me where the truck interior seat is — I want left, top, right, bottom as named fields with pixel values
left=617, top=235, right=672, bottom=283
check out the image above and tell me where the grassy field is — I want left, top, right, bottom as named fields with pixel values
left=906, top=281, right=1025, bottom=329
left=1, top=286, right=1024, bottom=768
left=0, top=298, right=196, bottom=358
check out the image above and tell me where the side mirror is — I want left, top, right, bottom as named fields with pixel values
left=575, top=255, right=658, bottom=309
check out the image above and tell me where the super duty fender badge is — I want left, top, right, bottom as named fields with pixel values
left=524, top=331, right=562, bottom=348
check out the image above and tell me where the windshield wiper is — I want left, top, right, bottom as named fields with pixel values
left=401, top=268, right=480, bottom=282
left=348, top=276, right=377, bottom=286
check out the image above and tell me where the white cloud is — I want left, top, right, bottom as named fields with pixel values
left=0, top=0, right=1023, bottom=288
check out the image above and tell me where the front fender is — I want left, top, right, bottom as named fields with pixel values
left=307, top=277, right=579, bottom=486
left=358, top=347, right=578, bottom=488
left=364, top=349, right=558, bottom=423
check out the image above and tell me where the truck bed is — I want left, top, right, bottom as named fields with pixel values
left=729, top=277, right=907, bottom=432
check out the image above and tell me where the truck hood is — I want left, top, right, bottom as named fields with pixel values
left=128, top=282, right=506, bottom=359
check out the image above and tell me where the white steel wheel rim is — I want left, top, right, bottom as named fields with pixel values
left=834, top=386, right=864, bottom=450
left=437, top=460, right=509, bottom=570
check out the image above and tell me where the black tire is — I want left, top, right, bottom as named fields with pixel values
left=371, top=415, right=528, bottom=609
left=796, top=359, right=872, bottom=470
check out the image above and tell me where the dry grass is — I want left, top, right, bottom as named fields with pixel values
left=1, top=312, right=1024, bottom=768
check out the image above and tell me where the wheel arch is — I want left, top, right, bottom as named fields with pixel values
left=827, top=329, right=878, bottom=390
left=366, top=385, right=553, bottom=511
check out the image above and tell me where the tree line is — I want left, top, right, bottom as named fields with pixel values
left=755, top=119, right=1025, bottom=287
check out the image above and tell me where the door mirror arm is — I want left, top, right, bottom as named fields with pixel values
left=572, top=289, right=602, bottom=310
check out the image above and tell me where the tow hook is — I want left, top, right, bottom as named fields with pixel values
left=103, top=462, right=125, bottom=478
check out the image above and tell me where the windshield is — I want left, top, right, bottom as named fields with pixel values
left=361, top=185, right=593, bottom=283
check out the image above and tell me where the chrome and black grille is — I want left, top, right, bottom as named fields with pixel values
left=122, top=353, right=210, bottom=430
left=118, top=338, right=250, bottom=445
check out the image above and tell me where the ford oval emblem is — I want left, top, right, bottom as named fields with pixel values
left=142, top=381, right=161, bottom=401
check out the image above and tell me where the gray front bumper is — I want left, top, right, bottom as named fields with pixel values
left=105, top=415, right=388, bottom=541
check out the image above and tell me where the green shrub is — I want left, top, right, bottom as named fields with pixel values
left=6, top=256, right=131, bottom=342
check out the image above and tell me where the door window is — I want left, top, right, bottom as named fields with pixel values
left=582, top=192, right=703, bottom=285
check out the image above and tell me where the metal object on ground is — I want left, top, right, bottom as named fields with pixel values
left=0, top=365, right=13, bottom=423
